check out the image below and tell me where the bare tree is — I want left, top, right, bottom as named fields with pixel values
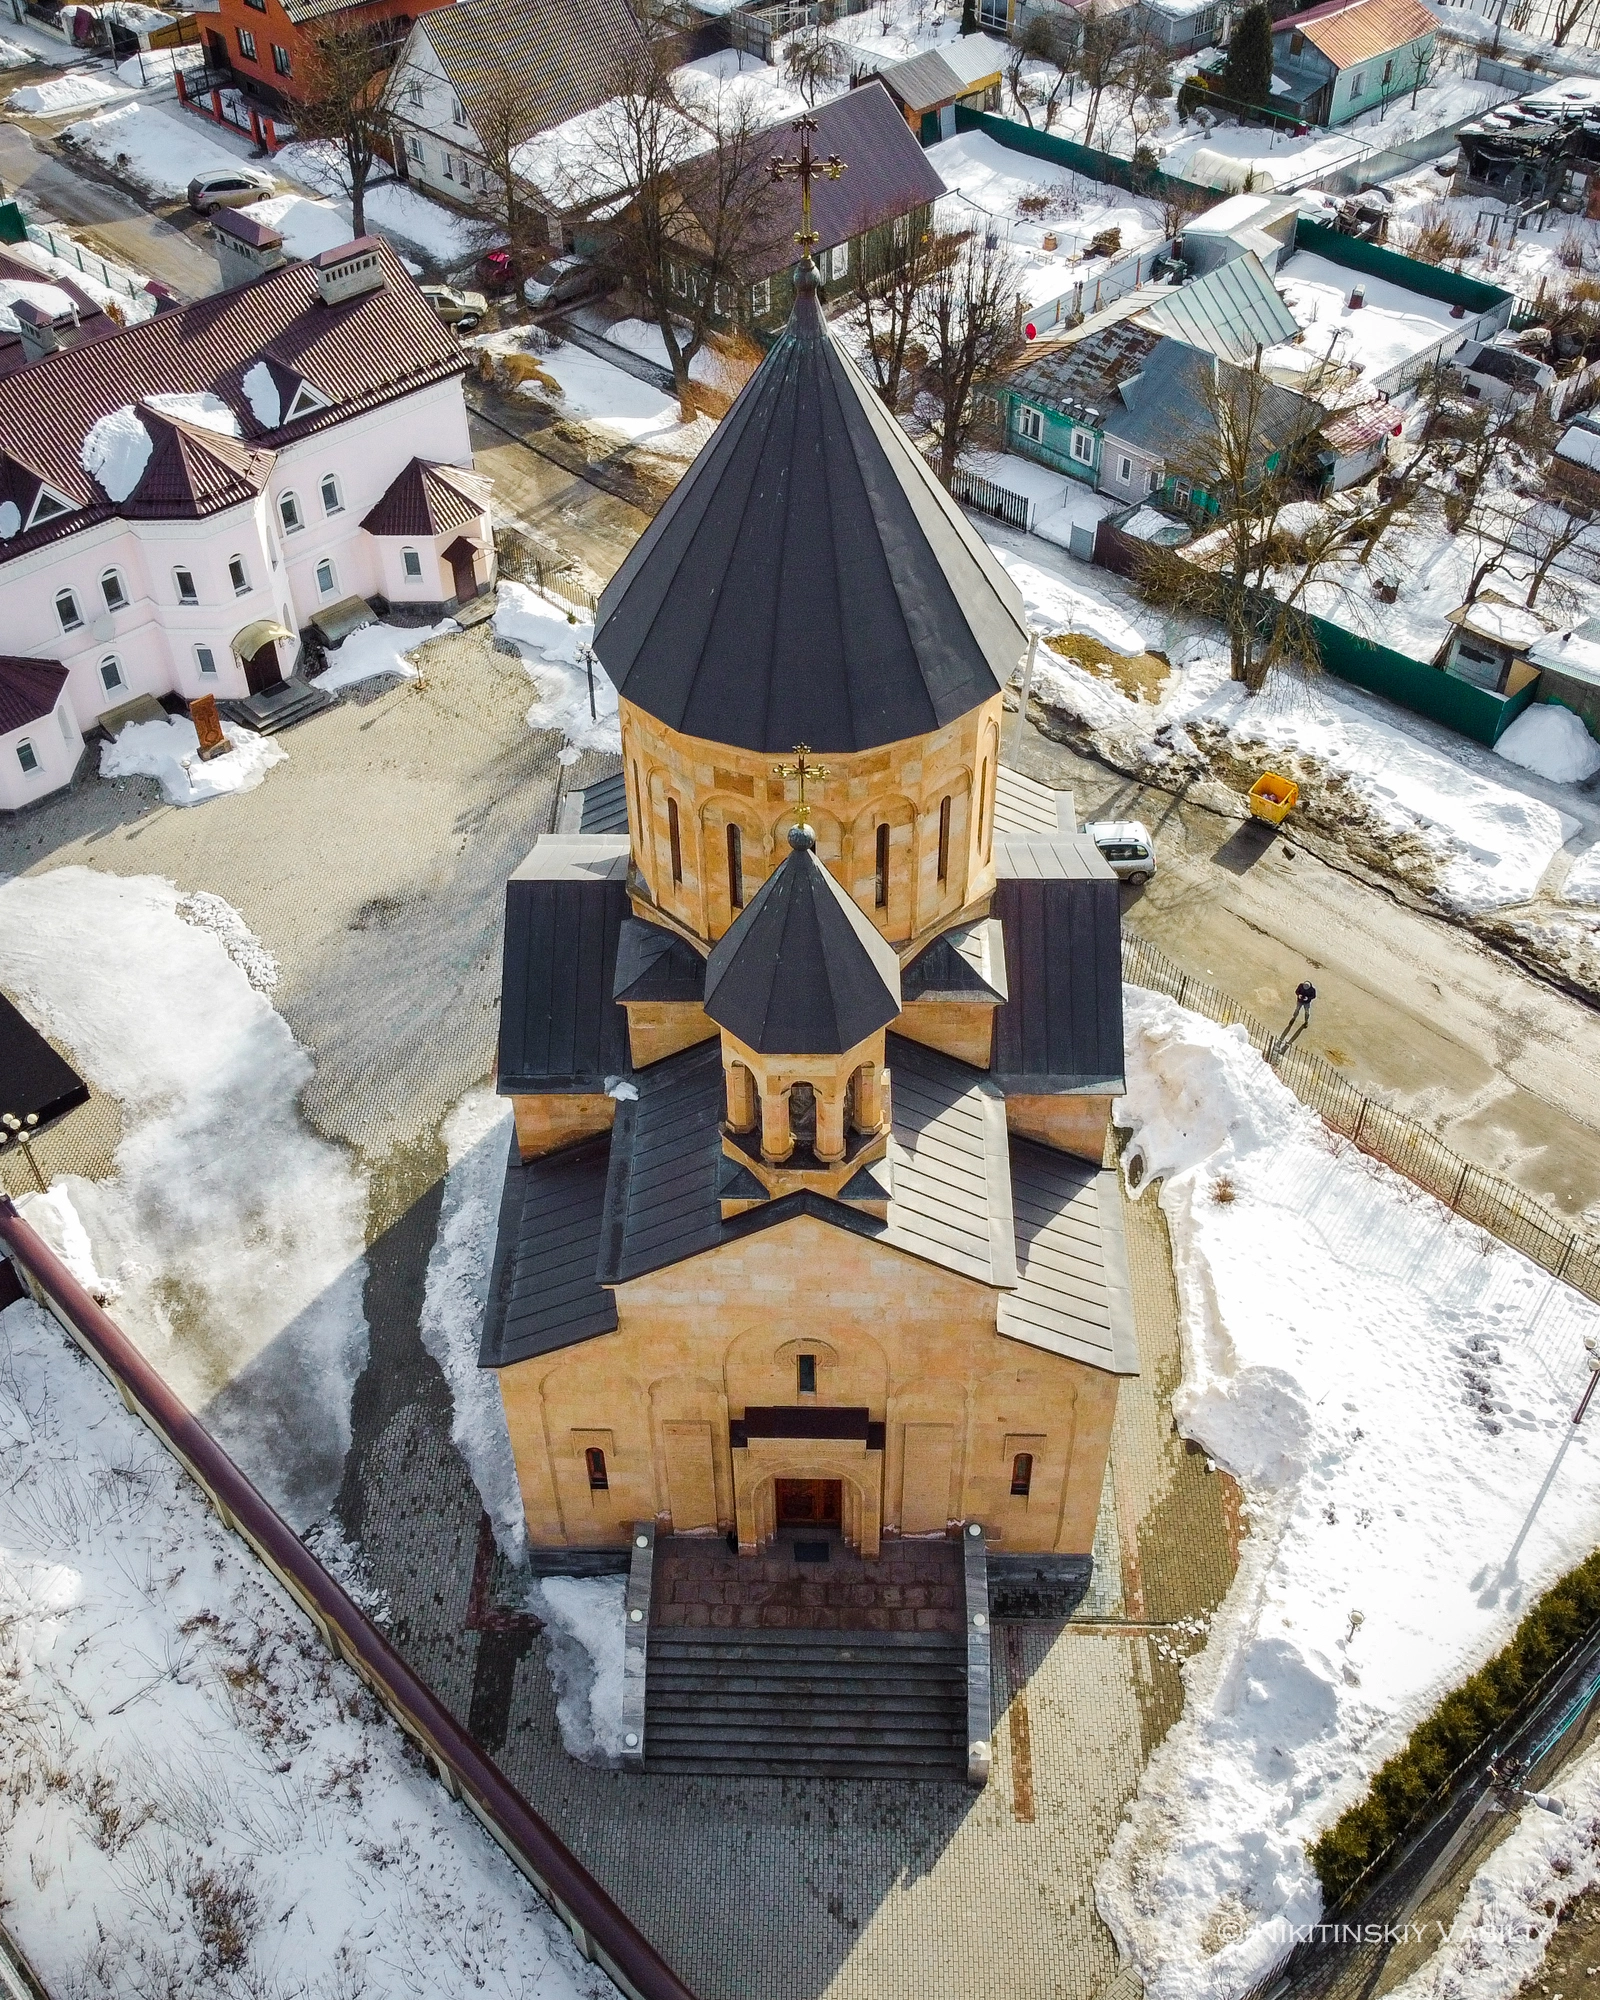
left=456, top=67, right=558, bottom=276
left=1551, top=0, right=1600, bottom=46
left=1006, top=13, right=1077, bottom=130
left=916, top=229, right=1023, bottom=488
left=848, top=219, right=954, bottom=413
left=786, top=21, right=845, bottom=106
left=296, top=23, right=396, bottom=238
left=592, top=50, right=791, bottom=419
left=1076, top=5, right=1133, bottom=149
left=1118, top=33, right=1173, bottom=158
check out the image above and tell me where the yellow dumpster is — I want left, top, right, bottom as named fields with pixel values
left=1247, top=773, right=1298, bottom=825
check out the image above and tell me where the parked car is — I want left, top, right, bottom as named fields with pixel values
left=187, top=164, right=277, bottom=214
left=523, top=256, right=590, bottom=309
left=476, top=248, right=519, bottom=294
left=1085, top=820, right=1156, bottom=885
left=420, top=284, right=488, bottom=332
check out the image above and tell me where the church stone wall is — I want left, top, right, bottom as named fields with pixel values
left=494, top=1211, right=1117, bottom=1558
left=618, top=696, right=1006, bottom=953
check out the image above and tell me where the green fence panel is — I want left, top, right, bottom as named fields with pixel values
left=1294, top=218, right=1511, bottom=318
left=1309, top=613, right=1536, bottom=745
left=953, top=106, right=1214, bottom=208
left=0, top=202, right=26, bottom=246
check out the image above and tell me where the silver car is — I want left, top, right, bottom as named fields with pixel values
left=1085, top=820, right=1156, bottom=885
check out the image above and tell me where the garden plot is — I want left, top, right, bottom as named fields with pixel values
left=1096, top=988, right=1600, bottom=2000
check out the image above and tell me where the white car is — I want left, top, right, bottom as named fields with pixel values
left=522, top=255, right=588, bottom=308
left=1085, top=820, right=1156, bottom=884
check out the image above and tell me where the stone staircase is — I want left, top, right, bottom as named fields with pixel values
left=219, top=675, right=336, bottom=737
left=644, top=1625, right=970, bottom=1781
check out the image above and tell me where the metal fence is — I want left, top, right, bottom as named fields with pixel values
left=24, top=225, right=145, bottom=302
left=0, top=1196, right=698, bottom=2000
left=947, top=465, right=1032, bottom=531
left=1121, top=931, right=1600, bottom=1312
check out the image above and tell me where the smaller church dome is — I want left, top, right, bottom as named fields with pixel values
left=704, top=823, right=902, bottom=1054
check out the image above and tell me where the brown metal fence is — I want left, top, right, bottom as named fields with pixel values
left=1121, top=931, right=1600, bottom=1311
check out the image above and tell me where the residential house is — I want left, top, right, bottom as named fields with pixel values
left=668, top=83, right=946, bottom=333
left=850, top=35, right=1006, bottom=145
left=1528, top=618, right=1600, bottom=742
left=1129, top=0, right=1229, bottom=57
left=1268, top=0, right=1435, bottom=128
left=383, top=0, right=649, bottom=244
left=0, top=238, right=492, bottom=809
left=203, top=0, right=453, bottom=113
left=1455, top=77, right=1600, bottom=205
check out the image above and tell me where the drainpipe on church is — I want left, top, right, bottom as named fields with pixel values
left=1010, top=631, right=1039, bottom=755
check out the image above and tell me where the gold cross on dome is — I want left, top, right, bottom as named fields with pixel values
left=773, top=744, right=830, bottom=825
left=769, top=114, right=846, bottom=254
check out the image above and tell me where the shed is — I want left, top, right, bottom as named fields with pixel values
left=858, top=34, right=1006, bottom=144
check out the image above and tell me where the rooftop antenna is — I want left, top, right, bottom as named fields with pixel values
left=769, top=113, right=846, bottom=255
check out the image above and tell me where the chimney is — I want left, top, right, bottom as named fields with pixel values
left=1348, top=284, right=1366, bottom=310
left=314, top=237, right=387, bottom=307
left=13, top=299, right=59, bottom=363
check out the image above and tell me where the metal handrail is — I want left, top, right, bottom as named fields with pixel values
left=0, top=1196, right=698, bottom=2000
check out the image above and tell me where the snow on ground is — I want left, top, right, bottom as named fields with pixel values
left=999, top=548, right=1148, bottom=655
left=275, top=138, right=488, bottom=265
left=1566, top=843, right=1600, bottom=903
left=532, top=1578, right=628, bottom=1767
left=1390, top=1728, right=1600, bottom=2000
left=0, top=35, right=33, bottom=66
left=494, top=581, right=619, bottom=761
left=311, top=617, right=457, bottom=693
left=419, top=1089, right=525, bottom=1562
left=522, top=338, right=685, bottom=441
left=0, top=1293, right=617, bottom=2000
left=116, top=43, right=205, bottom=88
left=0, top=871, right=368, bottom=1527
left=1096, top=988, right=1600, bottom=2000
left=577, top=312, right=730, bottom=390
left=1495, top=701, right=1600, bottom=784
left=1385, top=156, right=1600, bottom=295
left=8, top=69, right=127, bottom=113
left=100, top=716, right=287, bottom=806
left=63, top=99, right=254, bottom=201
left=810, top=0, right=963, bottom=71
left=2, top=231, right=156, bottom=323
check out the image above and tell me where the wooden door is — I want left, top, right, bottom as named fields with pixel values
left=448, top=543, right=477, bottom=602
left=900, top=1423, right=955, bottom=1537
left=662, top=1421, right=718, bottom=1533
left=775, top=1478, right=841, bottom=1528
left=244, top=641, right=282, bottom=695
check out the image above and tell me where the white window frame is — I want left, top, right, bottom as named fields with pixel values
left=827, top=241, right=848, bottom=280
left=1015, top=404, right=1044, bottom=444
left=315, top=557, right=338, bottom=598
left=320, top=474, right=343, bottom=516
left=98, top=655, right=125, bottom=695
left=451, top=93, right=466, bottom=126
left=228, top=554, right=250, bottom=596
left=55, top=588, right=82, bottom=632
left=15, top=737, right=38, bottom=775
left=1119, top=454, right=1133, bottom=482
left=750, top=276, right=771, bottom=317
left=284, top=381, right=328, bottom=423
left=1348, top=68, right=1365, bottom=97
left=401, top=547, right=424, bottom=583
left=406, top=132, right=424, bottom=164
left=195, top=644, right=218, bottom=678
left=406, top=80, right=423, bottom=108
left=278, top=491, right=303, bottom=534
left=100, top=567, right=128, bottom=612
left=174, top=566, right=198, bottom=605
left=1070, top=427, right=1096, bottom=466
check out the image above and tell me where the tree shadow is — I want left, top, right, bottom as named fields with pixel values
left=1211, top=819, right=1279, bottom=877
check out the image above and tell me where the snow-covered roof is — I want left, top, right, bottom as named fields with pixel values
left=1529, top=619, right=1600, bottom=687
left=1266, top=249, right=1459, bottom=389
left=1556, top=423, right=1600, bottom=472
left=1449, top=593, right=1556, bottom=650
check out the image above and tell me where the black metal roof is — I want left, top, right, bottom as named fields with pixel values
left=480, top=1129, right=618, bottom=1368
left=1000, top=1141, right=1138, bottom=1374
left=597, top=1039, right=727, bottom=1285
left=496, top=837, right=633, bottom=1094
left=990, top=869, right=1126, bottom=1093
left=0, top=990, right=89, bottom=1138
left=592, top=268, right=1029, bottom=755
left=703, top=826, right=901, bottom=1055
left=900, top=917, right=1007, bottom=1005
left=613, top=917, right=706, bottom=1006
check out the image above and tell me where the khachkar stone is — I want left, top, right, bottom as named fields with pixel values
left=190, top=693, right=231, bottom=761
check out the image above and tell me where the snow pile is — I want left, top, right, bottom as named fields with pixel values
left=494, top=581, right=619, bottom=761
left=1565, top=844, right=1600, bottom=905
left=419, top=1089, right=526, bottom=1561
left=80, top=403, right=152, bottom=502
left=311, top=617, right=457, bottom=693
left=64, top=100, right=249, bottom=201
left=116, top=43, right=205, bottom=87
left=0, top=35, right=32, bottom=66
left=1495, top=702, right=1600, bottom=786
left=242, top=358, right=280, bottom=428
left=8, top=70, right=127, bottom=113
left=535, top=1577, right=629, bottom=1766
left=998, top=549, right=1149, bottom=657
left=0, top=871, right=369, bottom=1526
left=143, top=390, right=242, bottom=437
left=1096, top=988, right=1600, bottom=2000
left=238, top=191, right=354, bottom=263
left=100, top=716, right=287, bottom=806
left=276, top=138, right=489, bottom=263
left=522, top=338, right=687, bottom=444
left=0, top=1295, right=617, bottom=2000
left=0, top=276, right=78, bottom=330
left=1391, top=1733, right=1600, bottom=2000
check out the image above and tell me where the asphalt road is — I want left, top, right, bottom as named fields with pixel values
left=1013, top=717, right=1600, bottom=1221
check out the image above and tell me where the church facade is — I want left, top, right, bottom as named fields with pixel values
left=481, top=261, right=1136, bottom=1572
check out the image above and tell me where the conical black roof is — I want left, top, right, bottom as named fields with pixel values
left=704, top=825, right=902, bottom=1054
left=592, top=270, right=1029, bottom=755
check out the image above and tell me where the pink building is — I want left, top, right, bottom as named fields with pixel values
left=0, top=237, right=493, bottom=811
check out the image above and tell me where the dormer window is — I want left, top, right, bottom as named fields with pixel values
left=284, top=380, right=329, bottom=423
left=27, top=487, right=73, bottom=529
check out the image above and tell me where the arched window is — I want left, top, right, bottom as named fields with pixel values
left=401, top=547, right=423, bottom=582
left=278, top=491, right=303, bottom=534
left=100, top=568, right=128, bottom=613
left=977, top=758, right=990, bottom=861
left=315, top=557, right=337, bottom=597
left=228, top=554, right=250, bottom=596
left=727, top=821, right=743, bottom=909
left=797, top=1354, right=816, bottom=1395
left=174, top=567, right=198, bottom=605
left=320, top=473, right=343, bottom=516
left=668, top=796, right=682, bottom=884
left=55, top=588, right=82, bottom=632
left=874, top=822, right=890, bottom=910
left=631, top=761, right=642, bottom=836
left=1010, top=1452, right=1033, bottom=1498
left=937, top=795, right=952, bottom=883
left=98, top=656, right=124, bottom=695
left=585, top=1447, right=609, bottom=1491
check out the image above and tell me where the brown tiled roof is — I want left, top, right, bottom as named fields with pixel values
left=677, top=82, right=946, bottom=284
left=0, top=656, right=67, bottom=733
left=1277, top=0, right=1435, bottom=68
left=121, top=406, right=276, bottom=520
left=412, top=0, right=649, bottom=145
left=0, top=240, right=462, bottom=567
left=0, top=247, right=116, bottom=383
left=361, top=457, right=486, bottom=537
left=212, top=209, right=284, bottom=249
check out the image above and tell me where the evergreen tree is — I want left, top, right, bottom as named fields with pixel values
left=1222, top=1, right=1274, bottom=109
left=962, top=0, right=978, bottom=35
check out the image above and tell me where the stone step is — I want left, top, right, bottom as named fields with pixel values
left=650, top=1666, right=964, bottom=1698
left=218, top=677, right=336, bottom=737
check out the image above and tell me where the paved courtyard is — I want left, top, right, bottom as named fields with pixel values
left=0, top=637, right=1240, bottom=1999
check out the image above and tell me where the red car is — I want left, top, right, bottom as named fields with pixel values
left=476, top=248, right=519, bottom=294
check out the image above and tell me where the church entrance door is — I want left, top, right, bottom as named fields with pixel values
left=775, top=1479, right=841, bottom=1529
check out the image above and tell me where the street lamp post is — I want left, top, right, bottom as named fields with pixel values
left=0, top=1111, right=46, bottom=1194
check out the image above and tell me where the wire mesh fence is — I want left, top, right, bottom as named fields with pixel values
left=1121, top=931, right=1600, bottom=1312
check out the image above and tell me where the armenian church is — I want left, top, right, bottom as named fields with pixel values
left=481, top=250, right=1135, bottom=1594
